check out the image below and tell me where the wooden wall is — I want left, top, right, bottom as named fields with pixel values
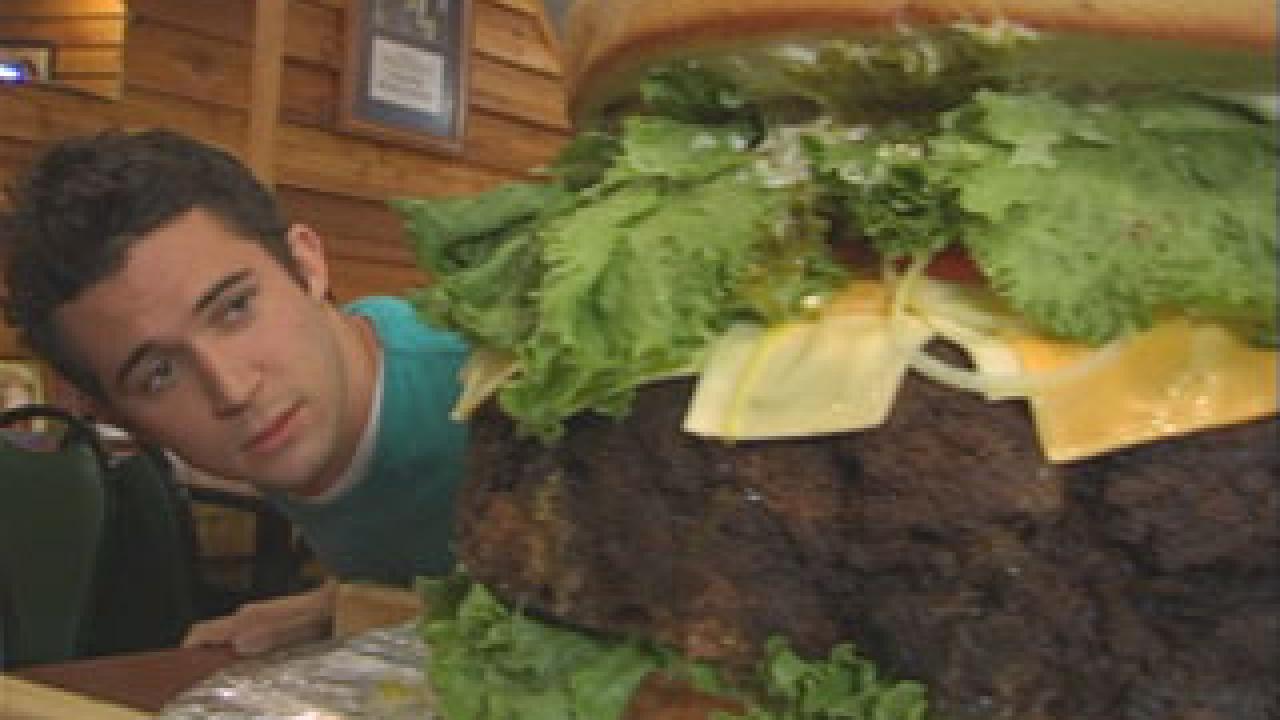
left=0, top=0, right=570, bottom=364
left=0, top=0, right=127, bottom=98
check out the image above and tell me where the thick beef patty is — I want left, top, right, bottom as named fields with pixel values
left=457, top=371, right=1279, bottom=720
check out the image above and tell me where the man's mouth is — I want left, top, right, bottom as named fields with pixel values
left=243, top=402, right=302, bottom=455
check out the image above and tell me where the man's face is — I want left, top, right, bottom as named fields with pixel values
left=55, top=208, right=366, bottom=494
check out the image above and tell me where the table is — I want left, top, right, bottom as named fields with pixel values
left=4, top=646, right=238, bottom=717
left=2, top=584, right=421, bottom=718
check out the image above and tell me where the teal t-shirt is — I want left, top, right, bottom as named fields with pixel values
left=267, top=296, right=468, bottom=587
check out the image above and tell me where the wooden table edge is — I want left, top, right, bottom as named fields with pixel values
left=0, top=674, right=150, bottom=719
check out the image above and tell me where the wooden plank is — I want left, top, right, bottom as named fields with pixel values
left=51, top=46, right=123, bottom=74
left=131, top=0, right=560, bottom=78
left=470, top=53, right=569, bottom=130
left=281, top=61, right=571, bottom=174
left=52, top=76, right=121, bottom=98
left=275, top=121, right=517, bottom=203
left=487, top=0, right=542, bottom=17
left=0, top=675, right=148, bottom=720
left=248, top=0, right=288, bottom=185
left=127, top=10, right=566, bottom=131
left=120, top=20, right=563, bottom=175
left=126, top=0, right=339, bottom=67
left=278, top=60, right=567, bottom=173
left=465, top=110, right=569, bottom=172
left=280, top=54, right=570, bottom=140
left=328, top=257, right=429, bottom=303
left=0, top=84, right=247, bottom=152
left=283, top=0, right=343, bottom=68
left=127, top=0, right=566, bottom=133
left=472, top=0, right=562, bottom=76
left=127, top=0, right=252, bottom=46
left=114, top=89, right=250, bottom=148
left=0, top=134, right=38, bottom=170
left=0, top=0, right=123, bottom=17
left=0, top=17, right=125, bottom=45
left=123, top=17, right=252, bottom=108
left=279, top=61, right=338, bottom=127
left=277, top=185, right=415, bottom=266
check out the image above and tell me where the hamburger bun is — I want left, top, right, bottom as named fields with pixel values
left=562, top=0, right=1277, bottom=125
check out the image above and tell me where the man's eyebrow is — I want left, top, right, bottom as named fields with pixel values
left=113, top=269, right=253, bottom=387
left=194, top=269, right=253, bottom=314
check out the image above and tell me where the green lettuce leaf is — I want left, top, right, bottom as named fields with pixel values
left=640, top=62, right=762, bottom=135
left=398, top=116, right=845, bottom=440
left=420, top=577, right=662, bottom=720
left=419, top=574, right=932, bottom=720
left=946, top=91, right=1278, bottom=344
left=811, top=90, right=1278, bottom=345
left=393, top=183, right=572, bottom=352
left=720, top=638, right=930, bottom=720
left=544, top=131, right=622, bottom=191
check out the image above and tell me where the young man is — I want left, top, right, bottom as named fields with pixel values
left=0, top=129, right=469, bottom=655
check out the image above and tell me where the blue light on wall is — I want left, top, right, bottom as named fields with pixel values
left=1, top=44, right=52, bottom=85
left=0, top=60, right=33, bottom=84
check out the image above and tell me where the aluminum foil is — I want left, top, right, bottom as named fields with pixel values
left=159, top=623, right=437, bottom=720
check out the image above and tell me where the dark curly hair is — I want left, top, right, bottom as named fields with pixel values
left=1, top=129, right=303, bottom=399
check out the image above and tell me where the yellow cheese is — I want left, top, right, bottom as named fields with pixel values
left=684, top=281, right=932, bottom=440
left=1014, top=318, right=1278, bottom=463
left=683, top=314, right=933, bottom=439
left=451, top=347, right=520, bottom=421
left=685, top=276, right=1275, bottom=461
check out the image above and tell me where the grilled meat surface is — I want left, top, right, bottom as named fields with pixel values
left=457, top=359, right=1279, bottom=720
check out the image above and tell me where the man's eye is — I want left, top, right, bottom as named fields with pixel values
left=219, top=290, right=256, bottom=325
left=139, top=358, right=177, bottom=394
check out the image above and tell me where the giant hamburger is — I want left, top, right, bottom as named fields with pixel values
left=395, top=1, right=1278, bottom=718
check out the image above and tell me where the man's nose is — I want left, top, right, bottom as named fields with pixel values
left=194, top=344, right=259, bottom=416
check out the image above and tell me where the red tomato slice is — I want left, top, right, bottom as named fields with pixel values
left=920, top=247, right=985, bottom=284
left=833, top=241, right=986, bottom=285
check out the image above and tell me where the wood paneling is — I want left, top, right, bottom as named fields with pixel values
left=277, top=186, right=414, bottom=266
left=0, top=16, right=125, bottom=45
left=124, top=18, right=254, bottom=108
left=0, top=83, right=248, bottom=150
left=123, top=6, right=567, bottom=171
left=472, top=0, right=561, bottom=76
left=329, top=259, right=430, bottom=304
left=49, top=46, right=123, bottom=75
left=0, top=0, right=126, bottom=97
left=1, top=0, right=124, bottom=14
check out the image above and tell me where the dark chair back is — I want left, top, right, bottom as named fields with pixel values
left=0, top=405, right=109, bottom=668
left=85, top=446, right=199, bottom=656
left=0, top=405, right=198, bottom=668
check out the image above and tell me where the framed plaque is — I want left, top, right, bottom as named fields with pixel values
left=0, top=358, right=46, bottom=432
left=340, top=0, right=471, bottom=154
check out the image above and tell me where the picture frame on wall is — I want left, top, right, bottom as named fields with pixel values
left=340, top=0, right=472, bottom=154
left=0, top=357, right=46, bottom=432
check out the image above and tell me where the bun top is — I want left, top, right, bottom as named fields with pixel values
left=562, top=0, right=1277, bottom=126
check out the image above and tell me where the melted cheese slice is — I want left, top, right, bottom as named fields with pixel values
left=684, top=278, right=1277, bottom=460
left=1013, top=318, right=1278, bottom=463
left=451, top=347, right=520, bottom=421
left=684, top=282, right=932, bottom=439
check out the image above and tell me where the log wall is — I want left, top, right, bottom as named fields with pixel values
left=0, top=0, right=127, bottom=98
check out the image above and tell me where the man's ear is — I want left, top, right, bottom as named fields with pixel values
left=285, top=223, right=331, bottom=300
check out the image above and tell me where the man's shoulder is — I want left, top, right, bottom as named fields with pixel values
left=345, top=295, right=467, bottom=355
left=344, top=294, right=414, bottom=322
